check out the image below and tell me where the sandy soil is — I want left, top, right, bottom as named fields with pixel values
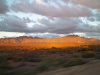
left=37, top=60, right=100, bottom=75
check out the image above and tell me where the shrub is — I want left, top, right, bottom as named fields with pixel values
left=0, top=54, right=12, bottom=70
left=0, top=70, right=10, bottom=75
left=95, top=54, right=100, bottom=59
left=34, top=62, right=49, bottom=73
left=42, top=56, right=58, bottom=66
left=0, top=54, right=8, bottom=63
left=51, top=46, right=57, bottom=49
left=68, top=53, right=82, bottom=58
left=12, top=56, right=23, bottom=62
left=55, top=58, right=67, bottom=66
left=15, top=63, right=27, bottom=68
left=24, top=57, right=41, bottom=62
left=82, top=51, right=96, bottom=58
left=0, top=63, right=12, bottom=70
left=63, top=58, right=87, bottom=67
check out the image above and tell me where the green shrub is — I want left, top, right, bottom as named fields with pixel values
left=95, top=54, right=100, bottom=59
left=82, top=51, right=96, bottom=58
left=12, top=56, right=23, bottom=62
left=0, top=70, right=10, bottom=75
left=0, top=54, right=8, bottom=63
left=24, top=57, right=41, bottom=62
left=68, top=53, right=82, bottom=58
left=42, top=56, right=58, bottom=66
left=0, top=54, right=12, bottom=70
left=55, top=58, right=67, bottom=66
left=0, top=64, right=12, bottom=70
left=34, top=62, right=49, bottom=73
left=63, top=58, right=87, bottom=67
left=15, top=63, right=27, bottom=68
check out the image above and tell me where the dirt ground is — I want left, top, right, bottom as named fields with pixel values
left=37, top=60, right=100, bottom=75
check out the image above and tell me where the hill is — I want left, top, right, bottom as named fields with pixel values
left=0, top=35, right=100, bottom=50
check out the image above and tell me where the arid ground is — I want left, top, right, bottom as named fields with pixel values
left=37, top=60, right=100, bottom=75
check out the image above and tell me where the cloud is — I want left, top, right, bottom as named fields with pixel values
left=84, top=32, right=100, bottom=39
left=38, top=17, right=90, bottom=34
left=0, top=0, right=9, bottom=14
left=11, top=0, right=93, bottom=17
left=0, top=15, right=48, bottom=33
left=63, top=0, right=100, bottom=9
left=23, top=17, right=34, bottom=23
left=73, top=0, right=100, bottom=9
left=26, top=32, right=62, bottom=38
left=36, top=0, right=43, bottom=4
left=0, top=32, right=25, bottom=38
left=0, top=0, right=100, bottom=38
left=0, top=15, right=28, bottom=32
left=0, top=14, right=99, bottom=35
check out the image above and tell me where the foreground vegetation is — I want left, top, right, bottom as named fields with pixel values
left=0, top=45, right=100, bottom=75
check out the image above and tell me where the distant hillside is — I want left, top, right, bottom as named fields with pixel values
left=0, top=35, right=100, bottom=49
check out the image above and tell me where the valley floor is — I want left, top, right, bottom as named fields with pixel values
left=37, top=60, right=100, bottom=75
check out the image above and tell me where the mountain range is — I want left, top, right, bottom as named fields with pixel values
left=0, top=35, right=100, bottom=49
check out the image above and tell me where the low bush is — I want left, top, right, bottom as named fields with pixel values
left=82, top=51, right=96, bottom=58
left=34, top=62, right=49, bottom=73
left=63, top=58, right=87, bottom=67
left=12, top=56, right=23, bottom=62
left=15, top=63, right=27, bottom=68
left=0, top=64, right=12, bottom=70
left=0, top=54, right=12, bottom=70
left=42, top=56, right=58, bottom=66
left=95, top=54, right=100, bottom=59
left=0, top=54, right=8, bottom=63
left=55, top=58, right=67, bottom=66
left=0, top=70, right=10, bottom=75
left=24, top=57, right=41, bottom=62
left=68, top=53, right=82, bottom=58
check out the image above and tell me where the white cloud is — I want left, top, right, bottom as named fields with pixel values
left=0, top=32, right=25, bottom=38
left=36, top=0, right=43, bottom=4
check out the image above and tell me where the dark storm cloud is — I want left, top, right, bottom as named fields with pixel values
left=0, top=0, right=9, bottom=14
left=11, top=0, right=92, bottom=17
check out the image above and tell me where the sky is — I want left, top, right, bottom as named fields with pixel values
left=0, top=0, right=100, bottom=38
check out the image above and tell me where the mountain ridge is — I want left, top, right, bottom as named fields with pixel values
left=0, top=35, right=100, bottom=49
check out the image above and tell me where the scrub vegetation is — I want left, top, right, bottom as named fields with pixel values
left=0, top=45, right=100, bottom=75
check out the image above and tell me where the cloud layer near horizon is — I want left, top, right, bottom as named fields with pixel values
left=0, top=0, right=100, bottom=38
